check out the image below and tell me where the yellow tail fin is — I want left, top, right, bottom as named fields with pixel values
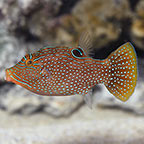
left=104, top=42, right=138, bottom=101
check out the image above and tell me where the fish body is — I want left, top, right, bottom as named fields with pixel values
left=5, top=35, right=138, bottom=105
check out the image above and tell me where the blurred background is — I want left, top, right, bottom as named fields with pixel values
left=0, top=0, right=144, bottom=143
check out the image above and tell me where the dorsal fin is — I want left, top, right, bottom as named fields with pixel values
left=78, top=31, right=93, bottom=56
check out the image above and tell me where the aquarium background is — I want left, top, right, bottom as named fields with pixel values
left=0, top=0, right=144, bottom=144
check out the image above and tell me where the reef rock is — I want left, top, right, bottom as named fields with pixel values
left=0, top=85, right=84, bottom=117
left=56, top=0, right=131, bottom=49
left=131, top=0, right=144, bottom=50
left=92, top=80, right=144, bottom=115
left=0, top=0, right=62, bottom=43
left=0, top=22, right=25, bottom=81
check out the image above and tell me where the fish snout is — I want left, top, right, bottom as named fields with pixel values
left=5, top=68, right=12, bottom=82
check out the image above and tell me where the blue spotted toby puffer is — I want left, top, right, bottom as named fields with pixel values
left=5, top=33, right=137, bottom=108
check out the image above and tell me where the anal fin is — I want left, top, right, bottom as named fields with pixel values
left=83, top=89, right=94, bottom=109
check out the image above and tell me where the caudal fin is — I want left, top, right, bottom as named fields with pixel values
left=104, top=42, right=137, bottom=102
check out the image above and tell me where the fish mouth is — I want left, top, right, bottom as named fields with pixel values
left=5, top=68, right=13, bottom=82
left=5, top=68, right=32, bottom=89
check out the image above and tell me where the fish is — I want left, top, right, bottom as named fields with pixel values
left=5, top=33, right=138, bottom=108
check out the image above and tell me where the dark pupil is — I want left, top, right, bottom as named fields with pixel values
left=73, top=49, right=83, bottom=57
left=28, top=60, right=32, bottom=64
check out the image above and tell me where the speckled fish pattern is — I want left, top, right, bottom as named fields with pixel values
left=6, top=42, right=137, bottom=102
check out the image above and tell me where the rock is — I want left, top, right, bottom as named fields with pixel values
left=43, top=95, right=84, bottom=117
left=0, top=107, right=144, bottom=144
left=0, top=85, right=84, bottom=116
left=0, top=22, right=25, bottom=81
left=131, top=0, right=144, bottom=50
left=56, top=0, right=131, bottom=50
left=92, top=80, right=144, bottom=115
left=0, top=0, right=63, bottom=43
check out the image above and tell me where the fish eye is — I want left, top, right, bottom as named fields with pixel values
left=27, top=60, right=32, bottom=64
left=72, top=48, right=83, bottom=57
left=26, top=60, right=33, bottom=66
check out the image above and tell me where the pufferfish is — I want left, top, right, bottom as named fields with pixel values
left=5, top=33, right=137, bottom=108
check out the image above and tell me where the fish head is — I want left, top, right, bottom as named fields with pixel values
left=5, top=52, right=43, bottom=89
